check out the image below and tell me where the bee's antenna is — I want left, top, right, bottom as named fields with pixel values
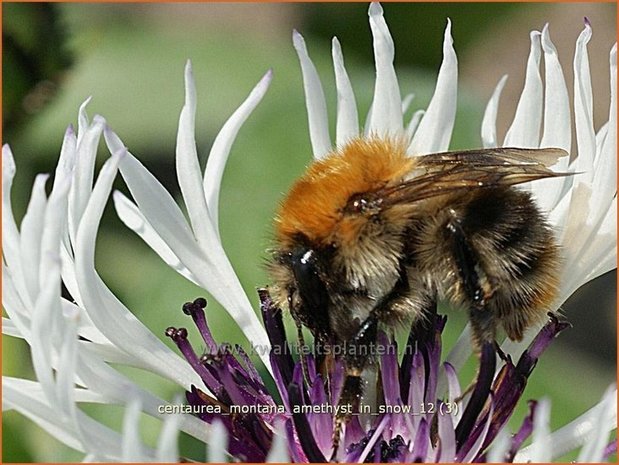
left=296, top=322, right=312, bottom=385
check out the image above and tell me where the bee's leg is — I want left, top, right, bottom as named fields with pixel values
left=331, top=369, right=366, bottom=459
left=446, top=217, right=497, bottom=448
left=446, top=217, right=496, bottom=346
left=331, top=271, right=410, bottom=458
left=331, top=314, right=378, bottom=460
left=295, top=320, right=313, bottom=385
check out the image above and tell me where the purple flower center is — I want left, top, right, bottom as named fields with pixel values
left=165, top=294, right=569, bottom=462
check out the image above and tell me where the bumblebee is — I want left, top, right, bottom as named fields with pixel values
left=267, top=137, right=566, bottom=444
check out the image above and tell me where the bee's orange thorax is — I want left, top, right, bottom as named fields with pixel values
left=275, top=138, right=415, bottom=247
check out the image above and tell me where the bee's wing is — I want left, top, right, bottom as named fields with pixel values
left=380, top=147, right=570, bottom=206
left=413, top=147, right=568, bottom=167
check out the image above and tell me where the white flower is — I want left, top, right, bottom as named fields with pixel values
left=2, top=62, right=272, bottom=460
left=109, top=62, right=273, bottom=373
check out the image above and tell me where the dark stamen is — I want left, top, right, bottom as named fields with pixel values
left=165, top=326, right=222, bottom=393
left=506, top=400, right=537, bottom=461
left=516, top=313, right=571, bottom=376
left=288, top=382, right=327, bottom=463
left=259, top=288, right=295, bottom=387
left=455, top=342, right=496, bottom=449
left=182, top=298, right=218, bottom=353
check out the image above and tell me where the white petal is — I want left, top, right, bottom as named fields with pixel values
left=2, top=145, right=31, bottom=308
left=528, top=397, right=552, bottom=462
left=559, top=174, right=615, bottom=300
left=293, top=30, right=332, bottom=158
left=2, top=262, right=32, bottom=337
left=367, top=2, right=402, bottom=137
left=207, top=419, right=229, bottom=462
left=76, top=97, right=93, bottom=143
left=599, top=44, right=617, bottom=166
left=2, top=144, right=21, bottom=268
left=155, top=398, right=182, bottom=462
left=486, top=427, right=511, bottom=463
left=408, top=19, right=458, bottom=155
left=40, top=172, right=72, bottom=305
left=30, top=253, right=61, bottom=404
left=74, top=344, right=210, bottom=444
left=60, top=243, right=83, bottom=307
left=578, top=385, right=617, bottom=462
left=2, top=317, right=20, bottom=338
left=528, top=156, right=571, bottom=214
left=110, top=132, right=205, bottom=274
left=116, top=149, right=272, bottom=371
left=436, top=410, right=456, bottom=461
left=3, top=377, right=106, bottom=405
left=481, top=75, right=508, bottom=148
left=112, top=191, right=199, bottom=285
left=78, top=337, right=147, bottom=366
left=401, top=93, right=414, bottom=114
left=580, top=198, right=617, bottom=283
left=557, top=184, right=592, bottom=262
left=75, top=151, right=204, bottom=390
left=19, top=174, right=49, bottom=300
left=3, top=378, right=84, bottom=452
left=176, top=61, right=213, bottom=251
left=515, top=386, right=617, bottom=461
left=54, top=125, right=78, bottom=189
left=204, top=69, right=272, bottom=234
left=266, top=422, right=291, bottom=462
left=53, top=126, right=77, bottom=255
left=122, top=397, right=145, bottom=461
left=56, top=307, right=80, bottom=417
left=589, top=43, right=617, bottom=218
left=3, top=376, right=144, bottom=460
left=405, top=109, right=425, bottom=144
left=69, top=114, right=105, bottom=246
left=572, top=22, right=595, bottom=183
left=540, top=25, right=571, bottom=152
left=504, top=31, right=542, bottom=148
left=332, top=37, right=359, bottom=147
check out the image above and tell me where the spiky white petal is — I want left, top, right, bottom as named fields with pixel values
left=176, top=61, right=214, bottom=251
left=367, top=2, right=402, bottom=137
left=504, top=31, right=542, bottom=147
left=204, top=68, right=272, bottom=234
left=481, top=75, right=508, bottom=148
left=332, top=37, right=359, bottom=147
left=293, top=30, right=332, bottom=158
left=408, top=19, right=457, bottom=155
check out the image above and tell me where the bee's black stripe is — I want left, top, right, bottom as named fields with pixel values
left=446, top=218, right=485, bottom=308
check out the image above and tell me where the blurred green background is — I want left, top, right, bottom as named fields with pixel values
left=3, top=2, right=616, bottom=462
